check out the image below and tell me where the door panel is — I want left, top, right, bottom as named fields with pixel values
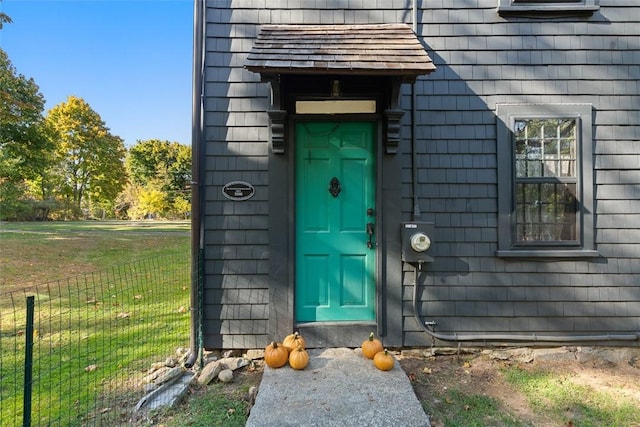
left=301, top=255, right=329, bottom=307
left=295, top=122, right=376, bottom=322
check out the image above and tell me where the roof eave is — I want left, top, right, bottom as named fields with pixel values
left=245, top=65, right=436, bottom=79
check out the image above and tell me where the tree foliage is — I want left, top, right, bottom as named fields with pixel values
left=125, top=139, right=191, bottom=219
left=0, top=40, right=191, bottom=221
left=45, top=96, right=127, bottom=217
left=0, top=48, right=54, bottom=219
left=0, top=5, right=12, bottom=30
left=127, top=139, right=191, bottom=194
left=0, top=49, right=50, bottom=181
left=136, top=187, right=169, bottom=219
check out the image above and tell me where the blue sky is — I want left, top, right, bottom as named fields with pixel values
left=1, top=0, right=193, bottom=147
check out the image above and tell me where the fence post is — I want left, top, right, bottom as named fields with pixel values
left=23, top=295, right=35, bottom=427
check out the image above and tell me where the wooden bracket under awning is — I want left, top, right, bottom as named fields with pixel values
left=245, top=24, right=436, bottom=154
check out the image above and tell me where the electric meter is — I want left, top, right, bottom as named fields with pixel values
left=401, top=222, right=435, bottom=264
left=410, top=232, right=431, bottom=252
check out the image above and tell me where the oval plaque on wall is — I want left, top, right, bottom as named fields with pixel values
left=222, top=181, right=255, bottom=201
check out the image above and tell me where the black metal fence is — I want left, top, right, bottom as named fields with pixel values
left=0, top=254, right=191, bottom=426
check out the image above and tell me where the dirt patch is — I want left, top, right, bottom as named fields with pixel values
left=150, top=346, right=640, bottom=426
left=397, top=347, right=640, bottom=427
left=142, top=360, right=264, bottom=426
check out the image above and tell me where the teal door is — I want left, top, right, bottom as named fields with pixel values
left=295, top=121, right=376, bottom=322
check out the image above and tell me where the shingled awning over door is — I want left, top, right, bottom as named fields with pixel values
left=245, top=23, right=436, bottom=78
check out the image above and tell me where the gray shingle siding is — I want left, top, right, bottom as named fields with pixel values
left=402, top=1, right=640, bottom=345
left=201, top=0, right=640, bottom=348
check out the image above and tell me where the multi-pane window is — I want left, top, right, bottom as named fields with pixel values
left=497, top=0, right=599, bottom=15
left=514, top=118, right=578, bottom=244
left=496, top=104, right=597, bottom=258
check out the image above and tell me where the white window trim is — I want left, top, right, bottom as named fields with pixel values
left=497, top=0, right=599, bottom=16
left=496, top=104, right=598, bottom=259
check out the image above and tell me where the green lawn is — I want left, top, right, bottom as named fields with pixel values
left=0, top=220, right=190, bottom=291
left=0, top=221, right=192, bottom=426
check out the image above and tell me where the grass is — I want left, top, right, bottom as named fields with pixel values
left=5, top=221, right=637, bottom=426
left=0, top=220, right=190, bottom=291
left=423, top=387, right=524, bottom=427
left=503, top=366, right=640, bottom=426
left=0, top=221, right=191, bottom=426
left=403, top=352, right=640, bottom=427
left=159, top=382, right=252, bottom=427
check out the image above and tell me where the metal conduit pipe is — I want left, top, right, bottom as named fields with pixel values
left=185, top=0, right=205, bottom=369
left=408, top=1, right=637, bottom=345
left=411, top=266, right=639, bottom=344
left=411, top=0, right=421, bottom=221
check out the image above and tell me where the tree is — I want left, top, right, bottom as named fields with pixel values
left=135, top=187, right=169, bottom=219
left=0, top=49, right=50, bottom=179
left=173, top=196, right=191, bottom=220
left=0, top=48, right=53, bottom=219
left=127, top=139, right=191, bottom=193
left=45, top=96, right=127, bottom=218
left=125, top=139, right=191, bottom=218
left=0, top=3, right=12, bottom=30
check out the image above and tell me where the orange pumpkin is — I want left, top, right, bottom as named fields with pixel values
left=373, top=349, right=395, bottom=371
left=264, top=341, right=288, bottom=368
left=282, top=331, right=306, bottom=352
left=288, top=345, right=309, bottom=370
left=361, top=332, right=383, bottom=359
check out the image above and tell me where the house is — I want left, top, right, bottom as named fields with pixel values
left=189, top=0, right=640, bottom=350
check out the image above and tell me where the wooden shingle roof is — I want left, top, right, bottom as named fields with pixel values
left=245, top=24, right=436, bottom=78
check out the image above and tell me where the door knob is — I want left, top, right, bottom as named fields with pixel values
left=366, top=222, right=375, bottom=249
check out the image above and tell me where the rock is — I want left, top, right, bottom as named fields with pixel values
left=318, top=347, right=356, bottom=358
left=178, top=349, right=192, bottom=364
left=165, top=357, right=177, bottom=368
left=489, top=348, right=534, bottom=363
left=142, top=366, right=170, bottom=384
left=245, top=349, right=264, bottom=360
left=147, top=362, right=165, bottom=373
left=202, top=353, right=219, bottom=365
left=223, top=349, right=243, bottom=358
left=198, top=360, right=224, bottom=385
left=153, top=366, right=183, bottom=385
left=218, top=369, right=234, bottom=383
left=246, top=386, right=258, bottom=414
left=219, top=356, right=250, bottom=371
left=430, top=347, right=478, bottom=356
left=400, top=349, right=433, bottom=358
left=143, top=383, right=159, bottom=393
left=532, top=347, right=576, bottom=362
left=575, top=347, right=640, bottom=365
left=247, top=386, right=258, bottom=403
left=135, top=372, right=195, bottom=413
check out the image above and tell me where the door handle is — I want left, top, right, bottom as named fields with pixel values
left=366, top=222, right=375, bottom=249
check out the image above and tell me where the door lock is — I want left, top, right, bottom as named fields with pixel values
left=366, top=222, right=375, bottom=249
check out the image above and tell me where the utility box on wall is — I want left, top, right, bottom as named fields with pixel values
left=401, top=222, right=435, bottom=264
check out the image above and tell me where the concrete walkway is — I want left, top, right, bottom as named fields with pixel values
left=246, top=347, right=430, bottom=427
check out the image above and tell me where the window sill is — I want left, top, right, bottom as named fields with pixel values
left=497, top=5, right=599, bottom=17
left=496, top=249, right=600, bottom=259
